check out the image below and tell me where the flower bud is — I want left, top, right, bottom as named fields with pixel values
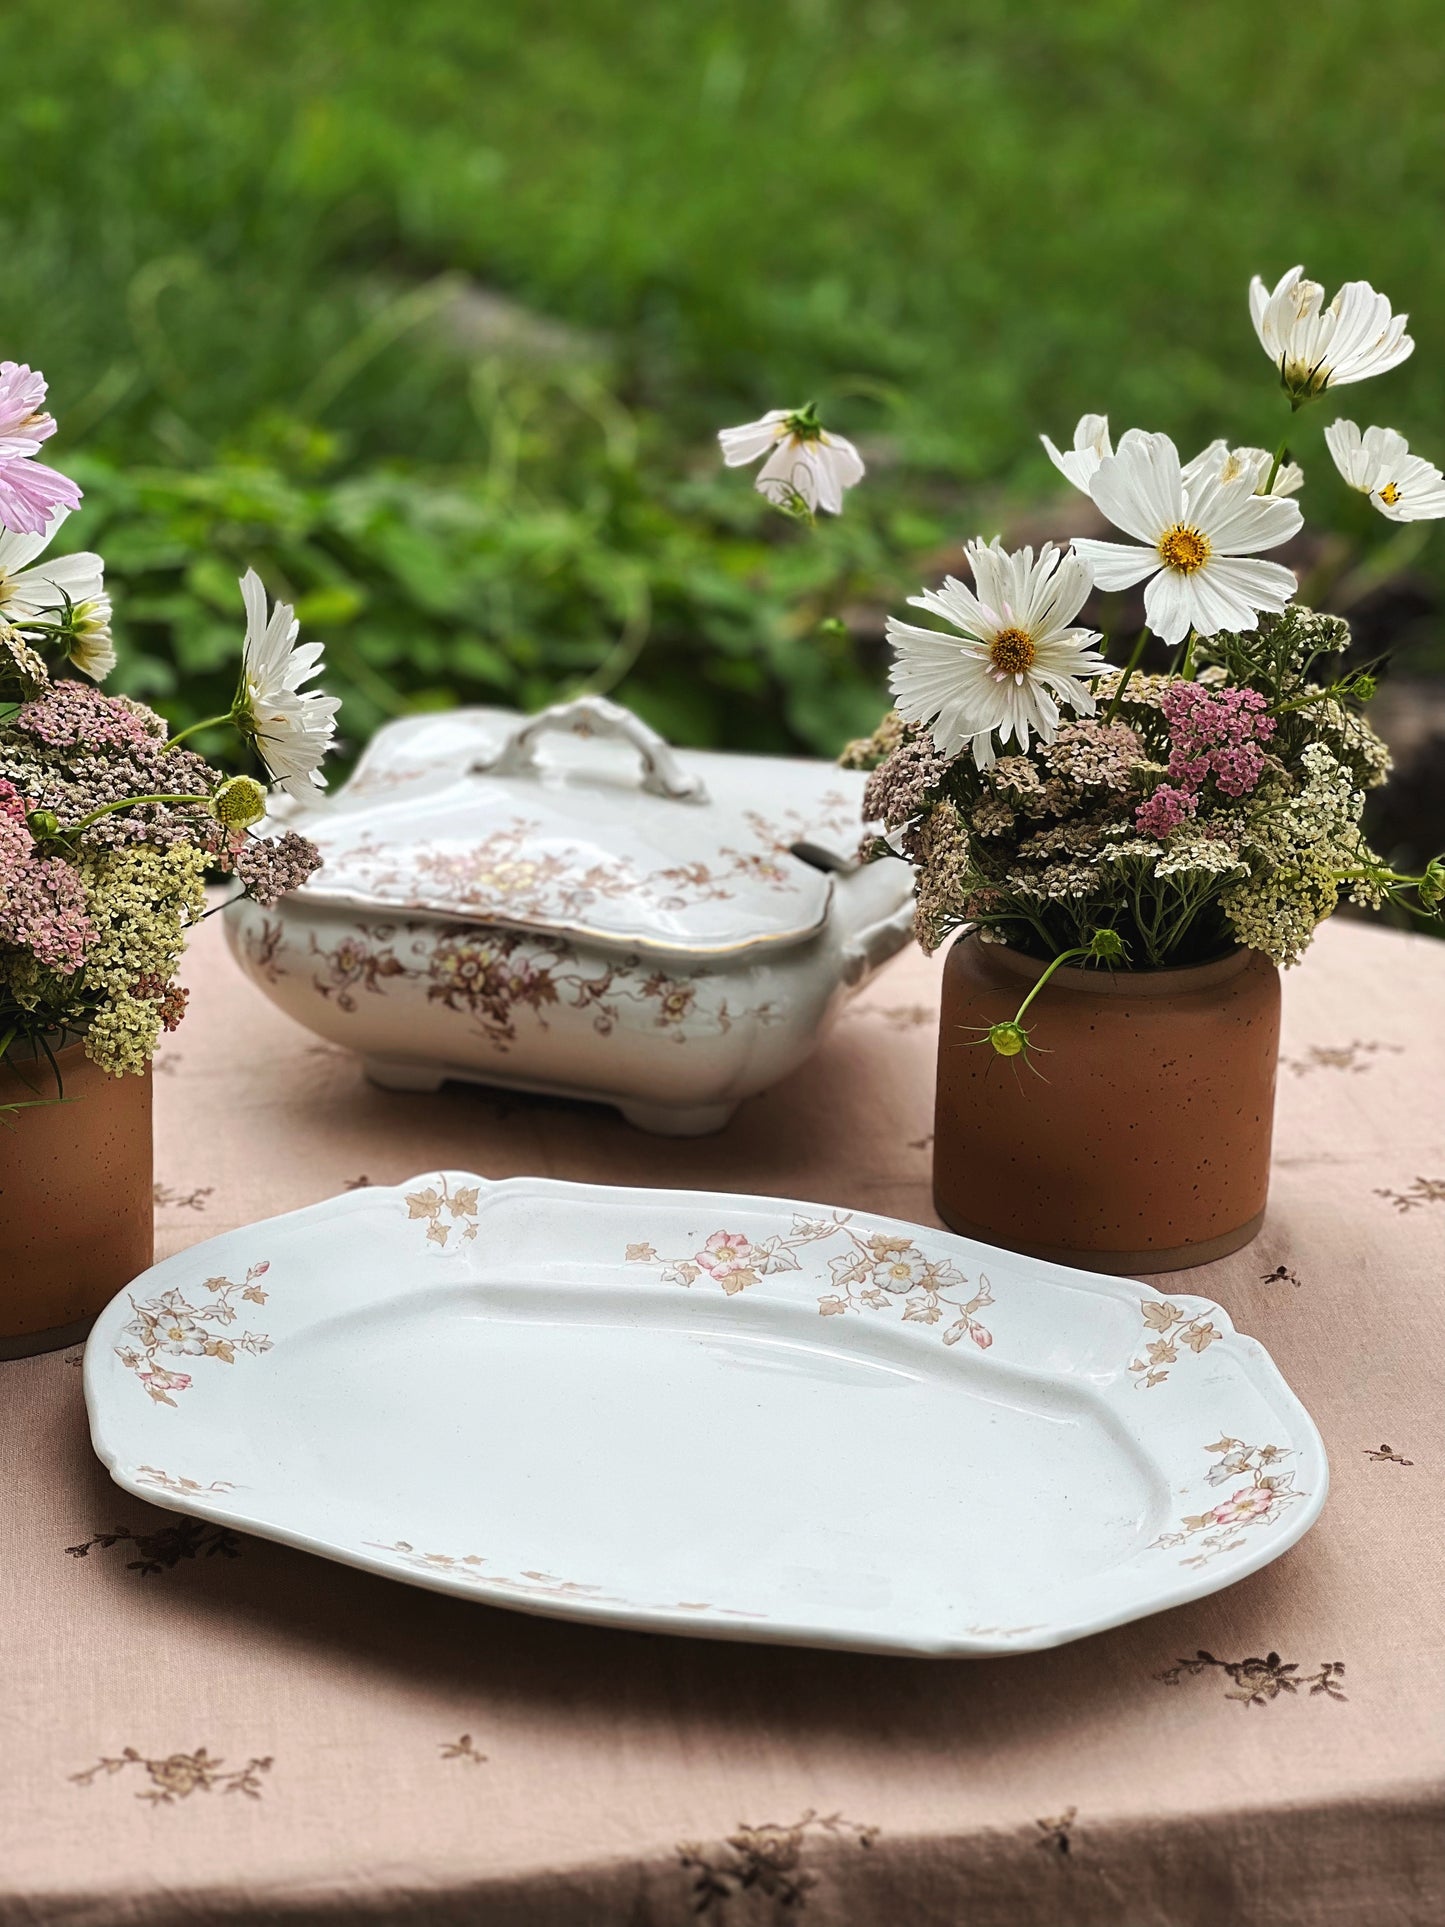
left=1087, top=927, right=1126, bottom=962
left=26, top=808, right=59, bottom=839
left=1419, top=857, right=1445, bottom=910
left=988, top=1020, right=1027, bottom=1058
left=212, top=774, right=268, bottom=831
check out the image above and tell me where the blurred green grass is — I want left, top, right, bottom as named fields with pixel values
left=3, top=0, right=1442, bottom=755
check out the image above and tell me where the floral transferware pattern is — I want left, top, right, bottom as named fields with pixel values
left=1151, top=1437, right=1304, bottom=1568
left=70, top=1748, right=273, bottom=1803
left=627, top=1213, right=995, bottom=1349
left=1156, top=1651, right=1347, bottom=1707
left=1130, top=1297, right=1222, bottom=1389
left=295, top=919, right=780, bottom=1050
left=133, top=1467, right=237, bottom=1497
left=116, top=1263, right=272, bottom=1405
left=366, top=1539, right=765, bottom=1621
left=678, top=1810, right=879, bottom=1915
left=322, top=808, right=850, bottom=926
left=405, top=1177, right=481, bottom=1247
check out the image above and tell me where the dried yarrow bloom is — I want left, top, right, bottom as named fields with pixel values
left=1039, top=720, right=1144, bottom=792
left=840, top=709, right=906, bottom=772
left=908, top=801, right=975, bottom=951
left=230, top=829, right=323, bottom=907
left=861, top=720, right=957, bottom=828
left=0, top=807, right=93, bottom=971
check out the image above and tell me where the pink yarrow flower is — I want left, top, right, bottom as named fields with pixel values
left=1136, top=683, right=1276, bottom=835
left=0, top=362, right=82, bottom=536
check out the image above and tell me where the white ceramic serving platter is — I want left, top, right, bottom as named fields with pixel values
left=84, top=1175, right=1327, bottom=1657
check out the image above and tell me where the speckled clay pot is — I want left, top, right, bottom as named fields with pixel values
left=0, top=1039, right=153, bottom=1357
left=933, top=934, right=1280, bottom=1273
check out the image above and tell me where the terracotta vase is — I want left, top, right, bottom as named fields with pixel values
left=933, top=933, right=1280, bottom=1273
left=0, top=1039, right=153, bottom=1357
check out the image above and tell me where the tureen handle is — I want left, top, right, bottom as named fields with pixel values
left=470, top=696, right=709, bottom=803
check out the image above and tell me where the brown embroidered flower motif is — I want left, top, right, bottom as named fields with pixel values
left=1281, top=1040, right=1402, bottom=1076
left=1156, top=1651, right=1347, bottom=1707
left=440, top=1734, right=487, bottom=1765
left=1364, top=1443, right=1414, bottom=1466
left=71, top=1748, right=273, bottom=1803
left=1036, top=1807, right=1078, bottom=1855
left=66, top=1518, right=241, bottom=1575
left=153, top=1183, right=214, bottom=1212
left=1375, top=1177, right=1445, bottom=1214
left=678, top=1810, right=878, bottom=1914
left=1259, top=1263, right=1302, bottom=1288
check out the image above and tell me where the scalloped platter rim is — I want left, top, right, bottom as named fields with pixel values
left=83, top=1173, right=1328, bottom=1657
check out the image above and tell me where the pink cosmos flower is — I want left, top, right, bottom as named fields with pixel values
left=0, top=362, right=82, bottom=535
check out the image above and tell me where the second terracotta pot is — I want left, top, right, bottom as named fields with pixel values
left=933, top=934, right=1280, bottom=1273
left=0, top=1040, right=153, bottom=1357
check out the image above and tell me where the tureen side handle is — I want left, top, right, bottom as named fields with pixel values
left=470, top=696, right=709, bottom=803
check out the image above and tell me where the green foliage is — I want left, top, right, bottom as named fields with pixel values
left=55, top=406, right=942, bottom=766
left=4, top=0, right=1444, bottom=749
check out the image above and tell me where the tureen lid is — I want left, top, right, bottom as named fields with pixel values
left=285, top=698, right=869, bottom=961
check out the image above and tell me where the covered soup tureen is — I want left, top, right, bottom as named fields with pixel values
left=224, top=697, right=915, bottom=1134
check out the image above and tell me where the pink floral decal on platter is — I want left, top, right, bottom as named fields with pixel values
left=116, top=1265, right=272, bottom=1405
left=1151, top=1437, right=1304, bottom=1568
left=1130, top=1297, right=1223, bottom=1388
left=628, top=1213, right=995, bottom=1347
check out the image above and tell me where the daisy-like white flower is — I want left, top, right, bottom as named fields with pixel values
left=1074, top=431, right=1302, bottom=645
left=1249, top=267, right=1413, bottom=405
left=234, top=568, right=340, bottom=798
left=886, top=538, right=1106, bottom=768
left=0, top=362, right=82, bottom=536
left=717, top=402, right=864, bottom=516
left=1040, top=414, right=1125, bottom=493
left=1324, top=420, right=1445, bottom=522
left=1183, top=439, right=1304, bottom=499
left=0, top=507, right=112, bottom=677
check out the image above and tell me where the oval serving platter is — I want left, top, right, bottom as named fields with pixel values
left=84, top=1173, right=1327, bottom=1657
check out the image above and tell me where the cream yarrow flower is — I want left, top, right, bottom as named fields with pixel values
left=1323, top=421, right=1445, bottom=523
left=886, top=539, right=1106, bottom=769
left=1249, top=266, right=1413, bottom=405
left=234, top=569, right=340, bottom=799
left=717, top=402, right=864, bottom=516
left=1074, top=431, right=1302, bottom=645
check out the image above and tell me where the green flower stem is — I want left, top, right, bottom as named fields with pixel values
left=1103, top=629, right=1150, bottom=724
left=1262, top=433, right=1291, bottom=496
left=164, top=712, right=236, bottom=751
left=1011, top=944, right=1094, bottom=1027
left=65, top=792, right=213, bottom=835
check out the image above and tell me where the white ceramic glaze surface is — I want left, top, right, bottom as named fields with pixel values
left=84, top=1174, right=1328, bottom=1657
left=224, top=698, right=915, bottom=1133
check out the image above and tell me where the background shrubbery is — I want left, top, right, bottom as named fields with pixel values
left=4, top=0, right=1442, bottom=778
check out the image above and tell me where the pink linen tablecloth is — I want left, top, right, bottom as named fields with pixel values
left=2, top=913, right=1442, bottom=1927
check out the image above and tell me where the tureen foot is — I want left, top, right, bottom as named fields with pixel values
left=362, top=1057, right=448, bottom=1095
left=618, top=1098, right=737, bottom=1137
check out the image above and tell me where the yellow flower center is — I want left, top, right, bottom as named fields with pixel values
left=1379, top=481, right=1402, bottom=506
left=989, top=627, right=1036, bottom=676
left=1157, top=525, right=1212, bottom=574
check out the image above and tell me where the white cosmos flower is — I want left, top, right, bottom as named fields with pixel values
left=1249, top=266, right=1413, bottom=403
left=236, top=568, right=340, bottom=798
left=886, top=538, right=1106, bottom=769
left=1073, top=430, right=1301, bottom=644
left=1040, top=414, right=1124, bottom=493
left=0, top=507, right=113, bottom=681
left=1182, top=439, right=1304, bottom=499
left=1324, top=420, right=1445, bottom=522
left=717, top=404, right=864, bottom=515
